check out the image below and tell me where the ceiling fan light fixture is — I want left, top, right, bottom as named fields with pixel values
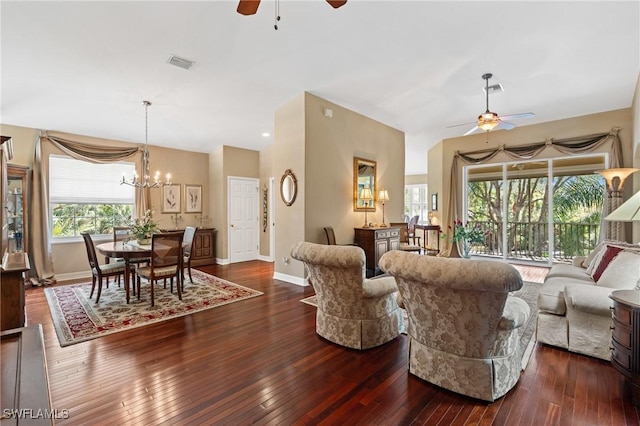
left=477, top=111, right=499, bottom=131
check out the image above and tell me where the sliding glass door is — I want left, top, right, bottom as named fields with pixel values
left=465, top=155, right=605, bottom=265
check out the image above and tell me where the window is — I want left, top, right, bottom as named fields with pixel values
left=404, top=184, right=428, bottom=224
left=49, top=155, right=135, bottom=238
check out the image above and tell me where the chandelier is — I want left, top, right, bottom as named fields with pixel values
left=121, top=100, right=171, bottom=188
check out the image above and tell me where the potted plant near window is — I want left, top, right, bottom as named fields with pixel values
left=130, top=210, right=159, bottom=245
left=444, top=220, right=489, bottom=258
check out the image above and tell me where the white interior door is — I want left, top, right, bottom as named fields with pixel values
left=228, top=177, right=259, bottom=263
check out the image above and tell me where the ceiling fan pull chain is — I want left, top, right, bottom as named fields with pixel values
left=274, top=0, right=281, bottom=30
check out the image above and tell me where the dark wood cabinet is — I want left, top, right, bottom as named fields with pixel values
left=191, top=228, right=217, bottom=266
left=354, top=227, right=400, bottom=277
left=610, top=290, right=640, bottom=406
left=1, top=254, right=30, bottom=331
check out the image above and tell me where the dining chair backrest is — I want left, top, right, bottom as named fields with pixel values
left=81, top=232, right=99, bottom=269
left=390, top=222, right=410, bottom=244
left=151, top=232, right=184, bottom=269
left=323, top=227, right=337, bottom=245
left=183, top=226, right=197, bottom=257
left=113, top=226, right=132, bottom=242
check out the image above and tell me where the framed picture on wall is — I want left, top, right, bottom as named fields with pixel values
left=184, top=184, right=202, bottom=213
left=431, top=193, right=438, bottom=211
left=162, top=184, right=181, bottom=213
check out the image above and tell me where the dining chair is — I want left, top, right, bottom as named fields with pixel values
left=182, top=226, right=197, bottom=285
left=390, top=222, right=422, bottom=253
left=81, top=232, right=135, bottom=304
left=323, top=227, right=357, bottom=246
left=408, top=215, right=421, bottom=246
left=135, top=231, right=184, bottom=307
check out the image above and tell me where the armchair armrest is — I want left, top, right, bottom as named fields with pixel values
left=498, top=296, right=530, bottom=330
left=572, top=256, right=587, bottom=267
left=362, top=276, right=398, bottom=299
left=564, top=284, right=614, bottom=316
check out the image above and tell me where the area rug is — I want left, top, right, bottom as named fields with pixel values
left=301, top=281, right=541, bottom=370
left=45, top=269, right=263, bottom=347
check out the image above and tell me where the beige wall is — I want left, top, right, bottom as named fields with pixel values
left=273, top=93, right=405, bottom=281
left=215, top=145, right=260, bottom=261
left=274, top=94, right=307, bottom=279
left=428, top=108, right=634, bottom=248
left=0, top=123, right=210, bottom=280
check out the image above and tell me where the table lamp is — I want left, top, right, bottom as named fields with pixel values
left=360, top=186, right=373, bottom=228
left=378, top=189, right=389, bottom=227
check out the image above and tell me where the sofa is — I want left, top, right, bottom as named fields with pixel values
left=537, top=240, right=640, bottom=360
left=290, top=242, right=403, bottom=350
left=379, top=251, right=529, bottom=402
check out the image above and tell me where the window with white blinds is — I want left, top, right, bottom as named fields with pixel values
left=49, top=155, right=136, bottom=238
left=49, top=155, right=135, bottom=204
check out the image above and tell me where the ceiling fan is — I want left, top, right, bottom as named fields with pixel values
left=448, top=73, right=535, bottom=136
left=237, top=0, right=347, bottom=15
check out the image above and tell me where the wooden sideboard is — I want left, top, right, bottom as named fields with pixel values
left=1, top=252, right=30, bottom=331
left=191, top=228, right=217, bottom=266
left=354, top=227, right=400, bottom=278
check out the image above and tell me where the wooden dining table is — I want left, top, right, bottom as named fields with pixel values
left=96, top=241, right=151, bottom=304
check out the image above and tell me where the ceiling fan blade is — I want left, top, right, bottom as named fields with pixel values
left=463, top=126, right=479, bottom=136
left=499, top=112, right=535, bottom=121
left=497, top=121, right=517, bottom=130
left=446, top=121, right=476, bottom=128
left=326, top=0, right=347, bottom=8
left=237, top=0, right=261, bottom=15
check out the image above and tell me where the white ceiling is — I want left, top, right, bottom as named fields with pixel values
left=1, top=1, right=639, bottom=175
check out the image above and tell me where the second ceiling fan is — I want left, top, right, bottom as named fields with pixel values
left=449, top=73, right=535, bottom=136
left=237, top=0, right=347, bottom=15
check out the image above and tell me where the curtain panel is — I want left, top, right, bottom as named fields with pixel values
left=444, top=128, right=624, bottom=255
left=29, top=133, right=145, bottom=282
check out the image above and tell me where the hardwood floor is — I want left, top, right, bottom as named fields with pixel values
left=25, top=261, right=640, bottom=425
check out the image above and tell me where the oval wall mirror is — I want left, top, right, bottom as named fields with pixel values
left=280, top=169, right=297, bottom=206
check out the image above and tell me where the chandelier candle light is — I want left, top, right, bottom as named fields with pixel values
left=121, top=100, right=172, bottom=188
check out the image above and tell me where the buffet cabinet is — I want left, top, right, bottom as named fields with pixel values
left=354, top=227, right=400, bottom=278
left=610, top=290, right=640, bottom=407
left=191, top=228, right=217, bottom=266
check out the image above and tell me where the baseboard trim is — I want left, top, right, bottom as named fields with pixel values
left=54, top=271, right=92, bottom=284
left=216, top=257, right=230, bottom=265
left=258, top=255, right=274, bottom=262
left=273, top=272, right=308, bottom=286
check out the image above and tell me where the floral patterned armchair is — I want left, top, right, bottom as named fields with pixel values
left=379, top=251, right=530, bottom=402
left=291, top=242, right=403, bottom=350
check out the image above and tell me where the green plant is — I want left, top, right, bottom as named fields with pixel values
left=129, top=210, right=159, bottom=240
left=443, top=220, right=488, bottom=244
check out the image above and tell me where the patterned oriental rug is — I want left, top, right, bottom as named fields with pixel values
left=301, top=281, right=542, bottom=370
left=45, top=270, right=263, bottom=347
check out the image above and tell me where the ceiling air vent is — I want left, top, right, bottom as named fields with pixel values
left=483, top=83, right=504, bottom=94
left=167, top=55, right=195, bottom=70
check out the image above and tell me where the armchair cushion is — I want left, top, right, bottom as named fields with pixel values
left=362, top=276, right=398, bottom=298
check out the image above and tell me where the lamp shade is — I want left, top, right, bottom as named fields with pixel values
left=596, top=168, right=638, bottom=191
left=378, top=189, right=389, bottom=202
left=360, top=186, right=373, bottom=201
left=605, top=190, right=640, bottom=222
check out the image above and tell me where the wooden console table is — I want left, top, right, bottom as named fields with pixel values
left=414, top=224, right=441, bottom=256
left=354, top=227, right=400, bottom=277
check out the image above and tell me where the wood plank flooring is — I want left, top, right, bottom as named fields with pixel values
left=24, top=260, right=640, bottom=425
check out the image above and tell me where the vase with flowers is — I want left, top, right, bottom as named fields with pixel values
left=129, top=209, right=160, bottom=245
left=443, top=219, right=489, bottom=258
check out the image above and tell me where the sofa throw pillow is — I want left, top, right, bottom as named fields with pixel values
left=591, top=245, right=624, bottom=282
left=582, top=240, right=608, bottom=268
left=597, top=250, right=640, bottom=289
left=585, top=243, right=608, bottom=275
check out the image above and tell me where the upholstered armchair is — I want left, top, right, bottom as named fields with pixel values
left=379, top=251, right=530, bottom=402
left=291, top=242, right=403, bottom=350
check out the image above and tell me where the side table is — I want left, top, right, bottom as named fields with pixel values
left=610, top=289, right=640, bottom=407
